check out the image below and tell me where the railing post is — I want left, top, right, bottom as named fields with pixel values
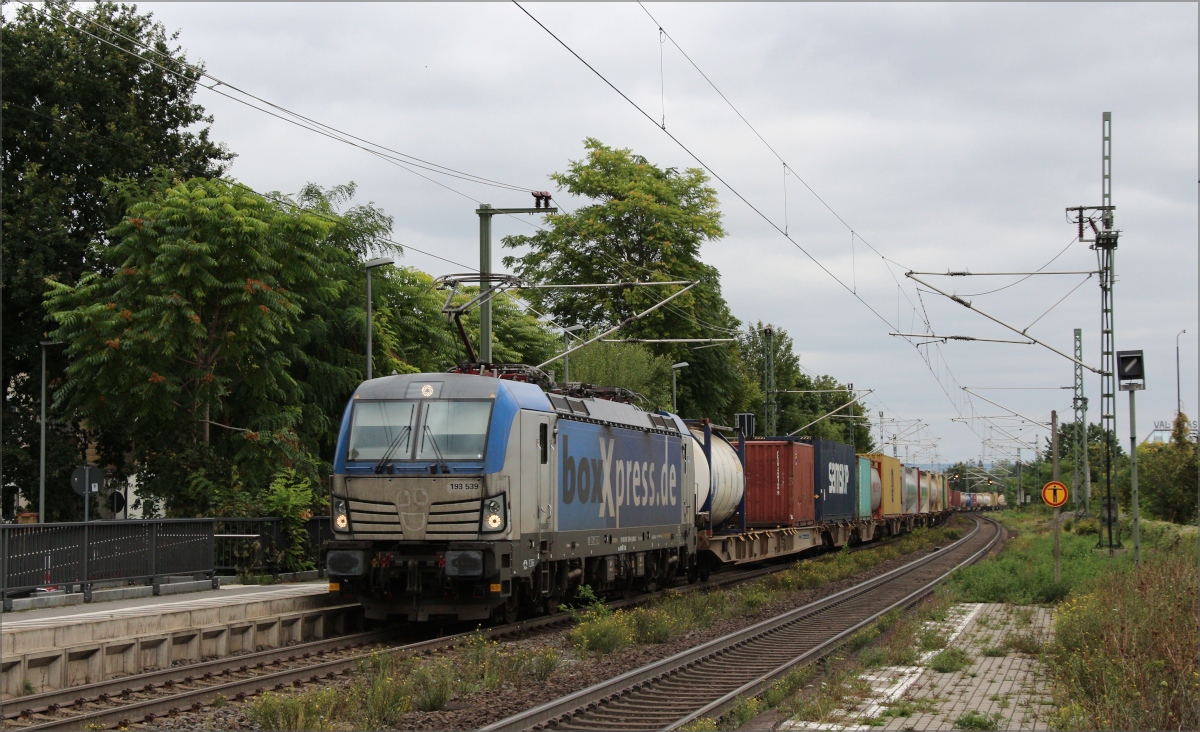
left=2, top=526, right=10, bottom=612
left=150, top=521, right=161, bottom=595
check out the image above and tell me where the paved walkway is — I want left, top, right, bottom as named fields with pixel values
left=782, top=603, right=1055, bottom=731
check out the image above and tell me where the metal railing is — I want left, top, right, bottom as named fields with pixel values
left=2, top=516, right=331, bottom=610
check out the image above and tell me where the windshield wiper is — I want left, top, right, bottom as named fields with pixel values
left=422, top=425, right=451, bottom=475
left=374, top=425, right=411, bottom=474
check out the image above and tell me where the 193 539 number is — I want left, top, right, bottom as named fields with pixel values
left=448, top=482, right=480, bottom=491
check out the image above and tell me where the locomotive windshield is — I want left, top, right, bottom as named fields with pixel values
left=347, top=399, right=492, bottom=462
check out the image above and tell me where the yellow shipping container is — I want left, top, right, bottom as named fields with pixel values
left=866, top=453, right=904, bottom=517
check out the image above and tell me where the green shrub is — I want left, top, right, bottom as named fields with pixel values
left=630, top=607, right=679, bottom=644
left=568, top=612, right=633, bottom=655
left=928, top=648, right=972, bottom=673
left=980, top=645, right=1007, bottom=657
left=722, top=696, right=761, bottom=729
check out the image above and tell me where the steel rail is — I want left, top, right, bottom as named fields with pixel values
left=4, top=549, right=819, bottom=731
left=667, top=517, right=1000, bottom=730
left=1, top=630, right=390, bottom=724
left=478, top=517, right=997, bottom=732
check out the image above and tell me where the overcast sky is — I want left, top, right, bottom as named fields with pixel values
left=131, top=2, right=1197, bottom=464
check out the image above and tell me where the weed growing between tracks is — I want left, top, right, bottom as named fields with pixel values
left=247, top=630, right=560, bottom=730
left=568, top=525, right=961, bottom=656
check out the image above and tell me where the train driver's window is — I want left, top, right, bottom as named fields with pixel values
left=540, top=423, right=549, bottom=464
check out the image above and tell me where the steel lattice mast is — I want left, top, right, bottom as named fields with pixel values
left=764, top=325, right=777, bottom=437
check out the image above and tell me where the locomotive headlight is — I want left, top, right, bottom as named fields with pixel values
left=333, top=498, right=350, bottom=531
left=480, top=494, right=506, bottom=533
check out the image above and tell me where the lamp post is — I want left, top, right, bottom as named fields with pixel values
left=671, top=362, right=689, bottom=414
left=562, top=324, right=584, bottom=384
left=1177, top=329, right=1186, bottom=415
left=39, top=340, right=64, bottom=523
left=364, top=257, right=394, bottom=380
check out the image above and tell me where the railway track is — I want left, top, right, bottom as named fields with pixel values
left=0, top=542, right=830, bottom=731
left=480, top=516, right=999, bottom=732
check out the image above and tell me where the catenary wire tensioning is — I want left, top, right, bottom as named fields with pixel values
left=957, top=236, right=1080, bottom=298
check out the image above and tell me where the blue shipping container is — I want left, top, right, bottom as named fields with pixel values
left=798, top=438, right=857, bottom=523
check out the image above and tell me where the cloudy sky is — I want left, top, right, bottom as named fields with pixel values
left=133, top=2, right=1197, bottom=464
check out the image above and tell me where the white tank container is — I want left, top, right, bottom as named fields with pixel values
left=689, top=428, right=744, bottom=525
left=870, top=465, right=882, bottom=513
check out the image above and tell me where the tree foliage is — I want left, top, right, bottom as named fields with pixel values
left=45, top=176, right=350, bottom=513
left=2, top=0, right=231, bottom=517
left=502, top=138, right=752, bottom=422
left=1136, top=412, right=1198, bottom=524
left=565, top=341, right=674, bottom=412
left=739, top=322, right=874, bottom=451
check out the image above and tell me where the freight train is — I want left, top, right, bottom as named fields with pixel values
left=322, top=370, right=995, bottom=623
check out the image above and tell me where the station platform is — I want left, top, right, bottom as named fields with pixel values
left=1, top=581, right=362, bottom=698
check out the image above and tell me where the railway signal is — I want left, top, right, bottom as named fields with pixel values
left=1044, top=479, right=1068, bottom=583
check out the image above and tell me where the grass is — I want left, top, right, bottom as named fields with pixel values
left=980, top=644, right=1008, bottom=657
left=928, top=647, right=972, bottom=673
left=1004, top=632, right=1043, bottom=656
left=1045, top=544, right=1199, bottom=731
left=953, top=710, right=1006, bottom=730
left=567, top=525, right=961, bottom=655
left=249, top=629, right=563, bottom=729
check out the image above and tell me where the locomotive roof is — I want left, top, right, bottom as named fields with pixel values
left=353, top=372, right=679, bottom=433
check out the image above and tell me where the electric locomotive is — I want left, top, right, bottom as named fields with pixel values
left=324, top=370, right=699, bottom=623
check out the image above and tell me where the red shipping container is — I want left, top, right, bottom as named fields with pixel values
left=744, top=441, right=815, bottom=528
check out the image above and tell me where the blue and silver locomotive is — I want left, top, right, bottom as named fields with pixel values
left=324, top=372, right=700, bottom=623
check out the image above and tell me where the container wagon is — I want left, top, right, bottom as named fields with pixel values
left=902, top=466, right=920, bottom=515
left=799, top=438, right=857, bottom=525
left=868, top=454, right=904, bottom=518
left=743, top=441, right=815, bottom=528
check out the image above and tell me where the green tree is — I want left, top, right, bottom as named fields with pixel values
left=2, top=0, right=231, bottom=517
left=44, top=176, right=349, bottom=515
left=565, top=341, right=674, bottom=411
left=1137, top=412, right=1198, bottom=523
left=738, top=322, right=873, bottom=450
left=501, top=138, right=751, bottom=422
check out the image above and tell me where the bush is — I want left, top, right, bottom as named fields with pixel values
left=630, top=607, right=679, bottom=644
left=568, top=613, right=633, bottom=655
left=980, top=645, right=1007, bottom=657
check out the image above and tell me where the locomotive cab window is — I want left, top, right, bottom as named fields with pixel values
left=347, top=399, right=492, bottom=462
left=346, top=400, right=417, bottom=460
left=539, top=423, right=549, bottom=464
left=417, top=400, right=493, bottom=461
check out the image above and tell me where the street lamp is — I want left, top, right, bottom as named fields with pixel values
left=39, top=340, right=64, bottom=523
left=1177, top=329, right=1186, bottom=416
left=671, top=362, right=689, bottom=414
left=562, top=325, right=584, bottom=384
left=364, top=257, right=394, bottom=381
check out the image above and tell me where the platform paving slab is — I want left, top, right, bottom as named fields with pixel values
left=780, top=603, right=1055, bottom=732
